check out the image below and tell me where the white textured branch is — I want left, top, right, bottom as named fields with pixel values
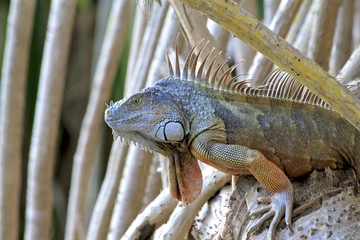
left=286, top=0, right=312, bottom=44
left=86, top=140, right=128, bottom=240
left=168, top=0, right=228, bottom=67
left=122, top=189, right=178, bottom=239
left=307, top=0, right=341, bottom=70
left=123, top=6, right=147, bottom=93
left=124, top=2, right=169, bottom=96
left=106, top=3, right=170, bottom=240
left=142, top=157, right=163, bottom=208
left=107, top=146, right=153, bottom=240
left=263, top=0, right=280, bottom=26
left=230, top=0, right=258, bottom=74
left=353, top=0, right=360, bottom=48
left=0, top=0, right=35, bottom=239
left=25, top=0, right=76, bottom=239
left=65, top=1, right=131, bottom=240
left=292, top=1, right=315, bottom=53
left=207, top=19, right=230, bottom=53
left=159, top=170, right=231, bottom=239
left=249, top=0, right=302, bottom=84
left=329, top=0, right=355, bottom=75
left=146, top=7, right=178, bottom=87
left=337, top=45, right=360, bottom=83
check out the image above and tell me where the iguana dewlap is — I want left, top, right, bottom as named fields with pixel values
left=104, top=41, right=360, bottom=239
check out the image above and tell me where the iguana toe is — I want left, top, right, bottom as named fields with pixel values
left=246, top=189, right=293, bottom=240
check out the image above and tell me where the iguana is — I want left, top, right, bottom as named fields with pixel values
left=104, top=40, right=360, bottom=239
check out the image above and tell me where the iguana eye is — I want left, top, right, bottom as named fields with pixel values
left=130, top=97, right=141, bottom=105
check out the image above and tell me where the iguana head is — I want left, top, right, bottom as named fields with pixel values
left=105, top=81, right=203, bottom=205
left=104, top=83, right=189, bottom=155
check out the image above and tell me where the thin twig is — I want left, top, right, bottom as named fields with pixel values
left=168, top=0, right=228, bottom=69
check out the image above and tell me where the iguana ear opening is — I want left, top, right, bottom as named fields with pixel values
left=167, top=150, right=202, bottom=205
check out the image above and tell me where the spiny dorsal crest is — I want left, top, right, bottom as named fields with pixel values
left=166, top=39, right=333, bottom=109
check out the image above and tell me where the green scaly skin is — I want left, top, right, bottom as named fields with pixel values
left=105, top=75, right=360, bottom=239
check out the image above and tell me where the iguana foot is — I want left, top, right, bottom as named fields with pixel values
left=246, top=187, right=293, bottom=240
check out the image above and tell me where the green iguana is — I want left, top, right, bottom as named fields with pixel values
left=104, top=40, right=360, bottom=239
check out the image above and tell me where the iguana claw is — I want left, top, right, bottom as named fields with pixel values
left=246, top=187, right=293, bottom=240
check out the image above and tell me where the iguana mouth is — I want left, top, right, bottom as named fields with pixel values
left=167, top=149, right=203, bottom=205
left=111, top=130, right=167, bottom=155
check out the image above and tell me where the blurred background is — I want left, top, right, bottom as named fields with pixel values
left=1, top=0, right=360, bottom=239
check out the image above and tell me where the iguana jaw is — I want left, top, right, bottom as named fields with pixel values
left=111, top=130, right=167, bottom=155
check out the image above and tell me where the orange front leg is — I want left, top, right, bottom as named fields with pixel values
left=246, top=152, right=293, bottom=239
left=190, top=132, right=293, bottom=239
